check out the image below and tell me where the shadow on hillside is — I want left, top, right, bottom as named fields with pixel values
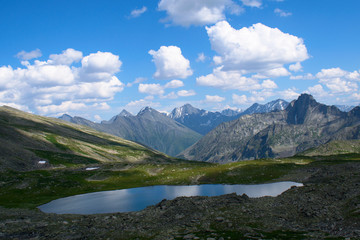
left=0, top=110, right=172, bottom=171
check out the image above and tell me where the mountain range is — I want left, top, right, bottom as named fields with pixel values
left=167, top=99, right=289, bottom=135
left=167, top=104, right=241, bottom=135
left=60, top=99, right=291, bottom=156
left=60, top=107, right=202, bottom=157
left=179, top=94, right=360, bottom=163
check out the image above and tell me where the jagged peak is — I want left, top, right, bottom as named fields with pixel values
left=288, top=94, right=316, bottom=107
left=181, top=104, right=200, bottom=113
left=169, top=104, right=201, bottom=119
left=59, top=113, right=72, bottom=118
left=119, top=109, right=133, bottom=117
left=137, top=106, right=160, bottom=116
left=285, top=94, right=340, bottom=125
left=58, top=114, right=73, bottom=122
left=335, top=105, right=356, bottom=112
left=221, top=107, right=242, bottom=117
left=106, top=110, right=133, bottom=124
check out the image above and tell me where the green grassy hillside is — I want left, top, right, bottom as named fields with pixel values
left=299, top=139, right=360, bottom=156
left=0, top=106, right=174, bottom=171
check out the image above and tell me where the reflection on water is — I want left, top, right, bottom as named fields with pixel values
left=38, top=182, right=303, bottom=214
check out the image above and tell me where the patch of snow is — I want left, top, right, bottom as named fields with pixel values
left=86, top=167, right=99, bottom=171
left=38, top=161, right=46, bottom=164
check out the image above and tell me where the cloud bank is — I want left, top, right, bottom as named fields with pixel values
left=0, top=48, right=124, bottom=116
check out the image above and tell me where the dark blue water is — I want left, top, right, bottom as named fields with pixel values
left=38, top=182, right=302, bottom=214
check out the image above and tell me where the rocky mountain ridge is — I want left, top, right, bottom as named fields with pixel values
left=60, top=107, right=202, bottom=157
left=59, top=97, right=356, bottom=158
left=179, top=94, right=360, bottom=163
left=168, top=99, right=289, bottom=135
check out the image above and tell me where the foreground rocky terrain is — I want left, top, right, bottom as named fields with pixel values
left=1, top=160, right=359, bottom=239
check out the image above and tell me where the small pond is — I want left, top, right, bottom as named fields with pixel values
left=38, top=182, right=302, bottom=214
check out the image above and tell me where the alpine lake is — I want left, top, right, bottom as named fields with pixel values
left=38, top=182, right=303, bottom=214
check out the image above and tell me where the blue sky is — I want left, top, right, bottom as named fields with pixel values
left=1, top=0, right=360, bottom=121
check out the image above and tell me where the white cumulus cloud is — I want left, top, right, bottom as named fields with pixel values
left=279, top=88, right=300, bottom=100
left=164, top=79, right=184, bottom=88
left=206, top=21, right=309, bottom=74
left=80, top=51, right=122, bottom=81
left=158, top=0, right=242, bottom=27
left=261, top=67, right=290, bottom=78
left=16, top=49, right=42, bottom=60
left=24, top=63, right=75, bottom=86
left=289, top=62, right=303, bottom=72
left=177, top=89, right=196, bottom=97
left=138, top=80, right=184, bottom=96
left=306, top=84, right=329, bottom=98
left=48, top=48, right=83, bottom=65
left=149, top=46, right=193, bottom=80
left=139, top=83, right=165, bottom=95
left=232, top=93, right=264, bottom=105
left=205, top=95, right=225, bottom=102
left=196, top=67, right=277, bottom=91
left=316, top=68, right=359, bottom=94
left=0, top=49, right=124, bottom=116
left=241, top=0, right=262, bottom=8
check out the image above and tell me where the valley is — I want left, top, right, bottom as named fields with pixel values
left=2, top=1, right=360, bottom=238
left=1, top=95, right=360, bottom=239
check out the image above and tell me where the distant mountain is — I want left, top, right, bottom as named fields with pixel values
left=59, top=114, right=98, bottom=129
left=168, top=104, right=241, bottom=135
left=335, top=105, right=356, bottom=112
left=179, top=94, right=360, bottom=163
left=242, top=99, right=289, bottom=115
left=60, top=107, right=202, bottom=157
left=103, top=110, right=134, bottom=124
left=221, top=108, right=243, bottom=117
left=168, top=99, right=288, bottom=135
left=0, top=106, right=173, bottom=171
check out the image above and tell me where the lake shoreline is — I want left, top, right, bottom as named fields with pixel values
left=1, top=161, right=359, bottom=239
left=38, top=182, right=303, bottom=214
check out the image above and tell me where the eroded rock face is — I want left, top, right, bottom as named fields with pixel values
left=1, top=162, right=360, bottom=239
left=180, top=94, right=360, bottom=163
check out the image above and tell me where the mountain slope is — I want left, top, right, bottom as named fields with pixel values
left=299, top=139, right=360, bottom=156
left=61, top=107, right=202, bottom=157
left=180, top=94, right=360, bottom=163
left=0, top=106, right=173, bottom=171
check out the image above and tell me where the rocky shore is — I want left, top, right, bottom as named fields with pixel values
left=1, top=161, right=360, bottom=239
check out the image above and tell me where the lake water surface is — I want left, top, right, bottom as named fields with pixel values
left=38, top=182, right=302, bottom=214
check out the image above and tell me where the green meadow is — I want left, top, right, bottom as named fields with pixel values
left=1, top=153, right=359, bottom=209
